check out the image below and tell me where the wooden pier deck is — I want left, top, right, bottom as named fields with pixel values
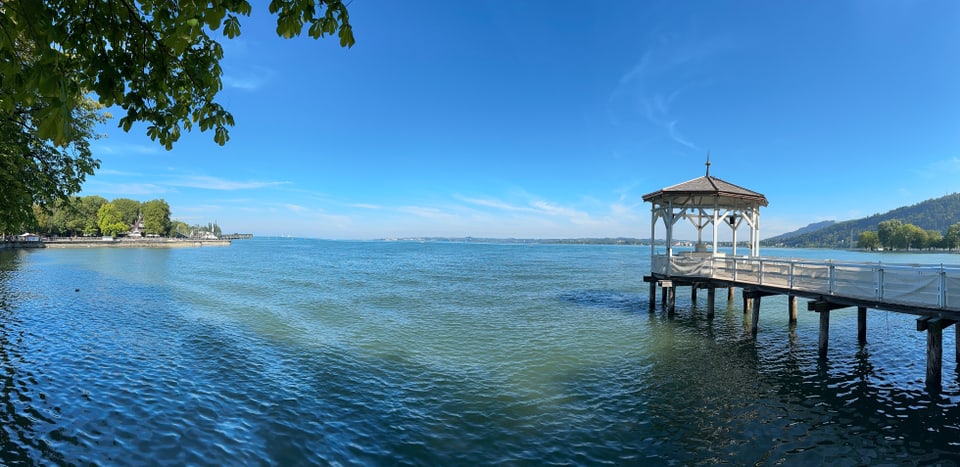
left=644, top=254, right=960, bottom=392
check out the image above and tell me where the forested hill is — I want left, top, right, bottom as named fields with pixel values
left=761, top=193, right=960, bottom=248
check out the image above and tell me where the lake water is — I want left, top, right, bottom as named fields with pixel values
left=2, top=239, right=960, bottom=464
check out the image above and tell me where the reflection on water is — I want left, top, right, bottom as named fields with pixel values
left=0, top=241, right=959, bottom=464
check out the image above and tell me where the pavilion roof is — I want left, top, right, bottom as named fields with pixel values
left=642, top=173, right=768, bottom=207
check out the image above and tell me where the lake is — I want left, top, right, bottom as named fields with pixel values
left=1, top=239, right=959, bottom=464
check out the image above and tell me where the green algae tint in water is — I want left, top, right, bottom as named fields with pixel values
left=1, top=239, right=960, bottom=464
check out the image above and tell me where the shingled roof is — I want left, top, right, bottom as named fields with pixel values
left=642, top=162, right=768, bottom=207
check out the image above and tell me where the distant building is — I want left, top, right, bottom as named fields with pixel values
left=129, top=213, right=145, bottom=237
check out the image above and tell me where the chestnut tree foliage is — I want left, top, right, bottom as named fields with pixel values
left=0, top=1, right=354, bottom=232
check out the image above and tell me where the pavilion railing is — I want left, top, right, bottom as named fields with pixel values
left=651, top=254, right=960, bottom=311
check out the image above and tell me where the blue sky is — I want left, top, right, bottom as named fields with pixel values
left=82, top=1, right=960, bottom=239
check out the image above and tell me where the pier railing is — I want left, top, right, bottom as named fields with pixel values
left=652, top=255, right=960, bottom=311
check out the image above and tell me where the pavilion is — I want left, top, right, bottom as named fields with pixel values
left=642, top=159, right=768, bottom=264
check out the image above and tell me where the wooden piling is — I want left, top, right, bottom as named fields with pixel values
left=649, top=280, right=657, bottom=312
left=788, top=296, right=797, bottom=324
left=818, top=309, right=830, bottom=358
left=925, top=318, right=943, bottom=392
left=857, top=306, right=867, bottom=345
left=691, top=286, right=698, bottom=302
left=728, top=287, right=735, bottom=302
left=751, top=296, right=761, bottom=335
left=707, top=287, right=716, bottom=319
left=666, top=286, right=676, bottom=315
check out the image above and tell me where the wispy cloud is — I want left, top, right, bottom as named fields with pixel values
left=94, top=169, right=144, bottom=177
left=82, top=182, right=169, bottom=196
left=167, top=175, right=289, bottom=190
left=457, top=196, right=538, bottom=213
left=93, top=143, right=162, bottom=155
left=609, top=35, right=734, bottom=150
left=222, top=66, right=275, bottom=91
left=397, top=206, right=453, bottom=219
left=350, top=203, right=383, bottom=210
left=916, top=156, right=960, bottom=178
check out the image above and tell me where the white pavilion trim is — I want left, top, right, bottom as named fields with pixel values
left=642, top=159, right=768, bottom=273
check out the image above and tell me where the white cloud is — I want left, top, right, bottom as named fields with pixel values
left=168, top=175, right=289, bottom=190
left=609, top=36, right=733, bottom=150
left=350, top=203, right=383, bottom=210
left=82, top=182, right=168, bottom=196
left=92, top=143, right=161, bottom=155
left=222, top=65, right=276, bottom=91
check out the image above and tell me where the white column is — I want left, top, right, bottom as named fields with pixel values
left=666, top=206, right=674, bottom=258
left=754, top=208, right=761, bottom=256
left=732, top=218, right=738, bottom=257
left=712, top=204, right=719, bottom=255
left=650, top=205, right=656, bottom=260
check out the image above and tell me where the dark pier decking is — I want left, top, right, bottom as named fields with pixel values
left=644, top=254, right=960, bottom=391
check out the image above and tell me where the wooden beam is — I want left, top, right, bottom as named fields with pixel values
left=918, top=317, right=956, bottom=332
left=807, top=300, right=852, bottom=313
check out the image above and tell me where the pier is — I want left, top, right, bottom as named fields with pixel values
left=643, top=160, right=960, bottom=392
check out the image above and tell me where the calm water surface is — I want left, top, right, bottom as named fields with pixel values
left=2, top=240, right=960, bottom=465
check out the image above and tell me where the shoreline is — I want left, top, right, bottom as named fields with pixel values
left=2, top=239, right=231, bottom=249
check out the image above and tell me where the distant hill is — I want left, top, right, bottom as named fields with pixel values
left=761, top=193, right=960, bottom=248
left=770, top=220, right=837, bottom=241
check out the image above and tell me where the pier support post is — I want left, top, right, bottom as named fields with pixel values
left=648, top=280, right=657, bottom=312
left=918, top=317, right=956, bottom=393
left=728, top=287, right=735, bottom=302
left=691, top=286, right=698, bottom=302
left=818, top=309, right=830, bottom=358
left=743, top=297, right=753, bottom=315
left=666, top=286, right=676, bottom=315
left=857, top=306, right=867, bottom=345
left=751, top=296, right=761, bottom=335
left=661, top=286, right=667, bottom=308
left=808, top=300, right=852, bottom=359
left=707, top=287, right=716, bottom=320
left=919, top=318, right=944, bottom=392
left=928, top=322, right=942, bottom=392
left=788, top=296, right=798, bottom=324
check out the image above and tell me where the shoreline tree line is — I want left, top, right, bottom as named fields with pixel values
left=18, top=196, right=221, bottom=240
left=857, top=219, right=960, bottom=251
left=1, top=1, right=353, bottom=240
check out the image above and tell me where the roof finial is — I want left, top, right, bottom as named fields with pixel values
left=705, top=151, right=711, bottom=177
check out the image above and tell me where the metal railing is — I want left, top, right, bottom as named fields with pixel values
left=651, top=254, right=960, bottom=311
